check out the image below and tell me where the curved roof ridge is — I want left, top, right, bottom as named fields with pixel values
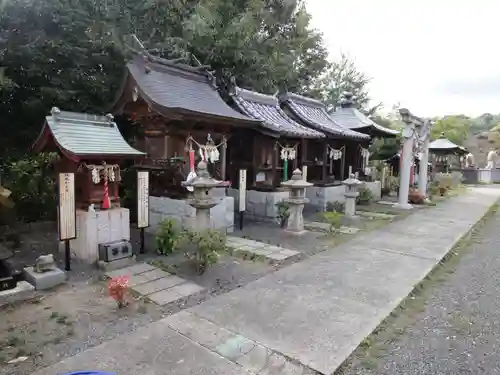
left=231, top=86, right=324, bottom=139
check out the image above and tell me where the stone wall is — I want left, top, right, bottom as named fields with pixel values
left=305, top=181, right=381, bottom=212
left=491, top=169, right=500, bottom=183
left=306, top=185, right=344, bottom=212
left=365, top=181, right=382, bottom=201
left=478, top=169, right=492, bottom=184
left=227, top=188, right=289, bottom=224
left=68, top=208, right=130, bottom=264
left=148, top=196, right=234, bottom=234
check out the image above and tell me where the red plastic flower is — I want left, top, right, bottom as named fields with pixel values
left=108, top=275, right=130, bottom=307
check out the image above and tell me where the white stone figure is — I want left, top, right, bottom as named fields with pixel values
left=465, top=152, right=475, bottom=168
left=88, top=204, right=95, bottom=213
left=486, top=149, right=497, bottom=169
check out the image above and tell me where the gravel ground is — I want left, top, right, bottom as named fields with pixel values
left=337, top=206, right=500, bottom=375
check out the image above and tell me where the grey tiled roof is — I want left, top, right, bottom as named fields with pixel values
left=278, top=92, right=370, bottom=141
left=125, top=56, right=260, bottom=124
left=429, top=137, right=465, bottom=152
left=230, top=87, right=324, bottom=139
left=330, top=107, right=399, bottom=137
left=41, top=108, right=144, bottom=156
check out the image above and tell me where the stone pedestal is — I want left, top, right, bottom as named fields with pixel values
left=23, top=266, right=66, bottom=290
left=182, top=161, right=224, bottom=231
left=342, top=174, right=361, bottom=218
left=282, top=169, right=312, bottom=235
left=62, top=208, right=130, bottom=264
left=344, top=192, right=358, bottom=217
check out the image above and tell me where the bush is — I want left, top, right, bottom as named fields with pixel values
left=177, top=229, right=226, bottom=274
left=357, top=187, right=373, bottom=205
left=322, top=211, right=343, bottom=234
left=1, top=153, right=58, bottom=223
left=155, top=219, right=178, bottom=255
left=275, top=200, right=290, bottom=227
left=326, top=200, right=344, bottom=212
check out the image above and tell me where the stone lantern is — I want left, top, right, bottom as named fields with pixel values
left=281, top=169, right=312, bottom=234
left=343, top=173, right=362, bottom=218
left=182, top=161, right=224, bottom=230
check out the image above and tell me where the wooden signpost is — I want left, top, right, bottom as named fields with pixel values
left=137, top=171, right=150, bottom=253
left=238, top=169, right=246, bottom=230
left=58, top=173, right=76, bottom=271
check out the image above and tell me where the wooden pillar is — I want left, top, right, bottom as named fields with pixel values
left=322, top=140, right=328, bottom=183
left=272, top=142, right=279, bottom=188
left=293, top=142, right=298, bottom=170
left=221, top=135, right=227, bottom=181
left=301, top=138, right=307, bottom=168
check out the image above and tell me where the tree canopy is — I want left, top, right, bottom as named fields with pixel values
left=0, top=0, right=335, bottom=158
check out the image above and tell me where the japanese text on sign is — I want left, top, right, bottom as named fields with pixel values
left=239, top=169, right=246, bottom=212
left=58, top=173, right=76, bottom=241
left=137, top=171, right=149, bottom=228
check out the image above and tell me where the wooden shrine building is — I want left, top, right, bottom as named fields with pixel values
left=278, top=91, right=370, bottom=184
left=110, top=36, right=260, bottom=199
left=32, top=108, right=145, bottom=210
left=228, top=85, right=324, bottom=189
left=32, top=108, right=144, bottom=264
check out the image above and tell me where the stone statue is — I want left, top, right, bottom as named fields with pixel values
left=465, top=153, right=475, bottom=168
left=486, top=149, right=497, bottom=169
left=34, top=254, right=56, bottom=273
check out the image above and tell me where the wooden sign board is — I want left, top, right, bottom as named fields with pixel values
left=239, top=169, right=247, bottom=212
left=302, top=165, right=308, bottom=181
left=58, top=173, right=76, bottom=241
left=137, top=171, right=150, bottom=228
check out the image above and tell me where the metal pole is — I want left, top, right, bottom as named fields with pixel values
left=140, top=227, right=145, bottom=254
left=64, top=240, right=71, bottom=271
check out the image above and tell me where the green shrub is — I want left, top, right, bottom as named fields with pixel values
left=322, top=211, right=343, bottom=234
left=155, top=219, right=178, bottom=255
left=275, top=200, right=290, bottom=227
left=357, top=187, right=373, bottom=205
left=326, top=200, right=344, bottom=212
left=177, top=229, right=226, bottom=274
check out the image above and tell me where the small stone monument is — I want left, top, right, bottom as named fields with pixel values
left=343, top=173, right=362, bottom=218
left=182, top=161, right=224, bottom=231
left=23, top=254, right=66, bottom=290
left=281, top=169, right=312, bottom=234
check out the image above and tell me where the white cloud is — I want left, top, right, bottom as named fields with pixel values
left=305, top=0, right=500, bottom=117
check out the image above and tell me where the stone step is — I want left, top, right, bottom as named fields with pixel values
left=104, top=262, right=205, bottom=306
left=227, top=237, right=301, bottom=263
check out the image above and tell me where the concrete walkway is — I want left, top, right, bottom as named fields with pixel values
left=32, top=188, right=499, bottom=375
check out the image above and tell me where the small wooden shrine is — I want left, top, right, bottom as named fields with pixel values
left=228, top=85, right=324, bottom=189
left=32, top=108, right=145, bottom=210
left=110, top=35, right=260, bottom=199
left=428, top=133, right=468, bottom=172
left=278, top=91, right=370, bottom=184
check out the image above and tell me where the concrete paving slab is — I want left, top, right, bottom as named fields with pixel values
left=188, top=188, right=500, bottom=374
left=147, top=288, right=183, bottom=305
left=141, top=268, right=172, bottom=281
left=164, top=311, right=236, bottom=350
left=215, top=334, right=255, bottom=360
left=236, top=344, right=271, bottom=373
left=168, top=282, right=205, bottom=297
left=30, top=318, right=250, bottom=375
left=132, top=275, right=185, bottom=295
left=127, top=262, right=157, bottom=275
left=128, top=274, right=149, bottom=287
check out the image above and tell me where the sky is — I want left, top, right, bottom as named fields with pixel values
left=305, top=0, right=500, bottom=118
